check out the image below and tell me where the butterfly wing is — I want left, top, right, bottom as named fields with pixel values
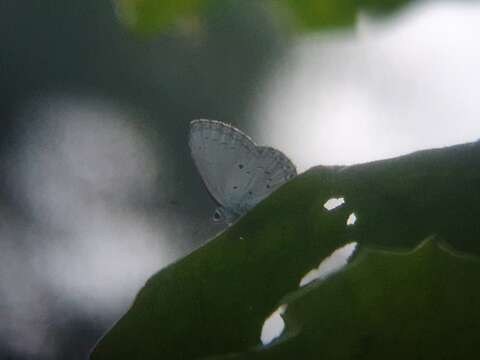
left=189, top=119, right=258, bottom=214
left=238, top=146, right=297, bottom=212
left=189, top=119, right=297, bottom=218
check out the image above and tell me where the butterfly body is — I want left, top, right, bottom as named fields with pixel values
left=189, top=119, right=296, bottom=223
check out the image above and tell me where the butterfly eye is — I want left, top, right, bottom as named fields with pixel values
left=212, top=208, right=225, bottom=223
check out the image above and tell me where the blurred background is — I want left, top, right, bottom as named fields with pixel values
left=1, top=0, right=480, bottom=358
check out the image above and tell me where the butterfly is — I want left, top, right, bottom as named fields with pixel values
left=189, top=119, right=297, bottom=223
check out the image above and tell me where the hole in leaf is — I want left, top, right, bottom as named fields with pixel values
left=299, top=242, right=357, bottom=287
left=323, top=197, right=345, bottom=211
left=347, top=213, right=357, bottom=226
left=260, top=304, right=287, bottom=345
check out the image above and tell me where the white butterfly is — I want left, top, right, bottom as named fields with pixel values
left=189, top=119, right=297, bottom=223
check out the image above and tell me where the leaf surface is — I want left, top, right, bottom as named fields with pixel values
left=91, top=141, right=480, bottom=359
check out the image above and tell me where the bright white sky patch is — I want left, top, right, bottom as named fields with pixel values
left=323, top=197, right=345, bottom=211
left=1, top=96, right=179, bottom=357
left=346, top=213, right=357, bottom=225
left=254, top=1, right=480, bottom=171
left=261, top=304, right=287, bottom=345
left=13, top=96, right=178, bottom=314
left=300, top=242, right=357, bottom=287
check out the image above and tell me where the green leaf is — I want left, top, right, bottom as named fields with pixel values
left=113, top=0, right=413, bottom=34
left=280, top=0, right=412, bottom=31
left=282, top=0, right=359, bottom=30
left=91, top=141, right=480, bottom=359
left=214, top=238, right=480, bottom=359
left=361, top=0, right=411, bottom=15
left=114, top=0, right=203, bottom=33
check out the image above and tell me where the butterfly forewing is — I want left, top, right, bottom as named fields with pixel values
left=189, top=120, right=257, bottom=210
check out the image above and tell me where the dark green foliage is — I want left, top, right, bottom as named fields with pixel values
left=114, top=0, right=413, bottom=34
left=213, top=239, right=480, bottom=359
left=91, top=141, right=480, bottom=359
left=283, top=0, right=359, bottom=29
left=285, top=0, right=411, bottom=30
left=114, top=0, right=203, bottom=33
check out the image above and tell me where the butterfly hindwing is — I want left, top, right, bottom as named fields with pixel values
left=239, top=146, right=297, bottom=211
